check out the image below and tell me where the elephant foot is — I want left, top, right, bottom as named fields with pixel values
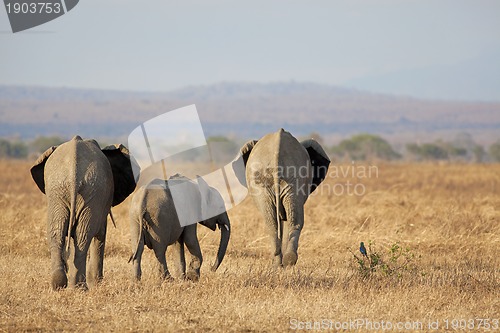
left=160, top=272, right=174, bottom=282
left=68, top=273, right=89, bottom=290
left=88, top=274, right=103, bottom=288
left=272, top=254, right=283, bottom=268
left=74, top=282, right=89, bottom=291
left=158, top=268, right=172, bottom=281
left=185, top=270, right=200, bottom=282
left=273, top=260, right=283, bottom=269
left=283, top=251, right=298, bottom=267
left=51, top=270, right=68, bottom=290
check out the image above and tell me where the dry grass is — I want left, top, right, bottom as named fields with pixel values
left=0, top=160, right=499, bottom=332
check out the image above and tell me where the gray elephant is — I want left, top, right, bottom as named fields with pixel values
left=238, top=128, right=330, bottom=267
left=129, top=174, right=231, bottom=282
left=31, top=135, right=138, bottom=290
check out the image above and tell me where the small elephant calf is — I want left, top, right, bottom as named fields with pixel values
left=129, top=175, right=231, bottom=281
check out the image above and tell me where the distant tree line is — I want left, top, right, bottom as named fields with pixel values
left=307, top=132, right=500, bottom=163
left=0, top=136, right=65, bottom=159
left=0, top=139, right=28, bottom=159
left=1, top=134, right=500, bottom=163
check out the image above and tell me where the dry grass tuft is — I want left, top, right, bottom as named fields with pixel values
left=0, top=160, right=499, bottom=331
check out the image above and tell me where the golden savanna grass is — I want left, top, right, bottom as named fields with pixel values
left=0, top=160, right=499, bottom=332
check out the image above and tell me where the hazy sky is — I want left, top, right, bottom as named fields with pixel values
left=1, top=0, right=499, bottom=100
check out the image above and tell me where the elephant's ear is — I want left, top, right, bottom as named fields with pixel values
left=102, top=144, right=140, bottom=206
left=232, top=139, right=258, bottom=187
left=239, top=140, right=258, bottom=166
left=301, top=139, right=331, bottom=194
left=30, top=145, right=58, bottom=194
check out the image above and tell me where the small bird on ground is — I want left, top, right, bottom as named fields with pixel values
left=359, top=242, right=368, bottom=258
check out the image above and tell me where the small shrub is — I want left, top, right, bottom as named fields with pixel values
left=349, top=241, right=419, bottom=280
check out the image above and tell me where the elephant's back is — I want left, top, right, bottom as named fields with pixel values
left=139, top=180, right=186, bottom=245
left=249, top=129, right=308, bottom=165
left=246, top=129, right=310, bottom=181
left=144, top=185, right=173, bottom=216
left=45, top=137, right=112, bottom=197
left=275, top=130, right=309, bottom=167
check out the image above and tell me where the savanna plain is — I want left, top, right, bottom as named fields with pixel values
left=0, top=160, right=498, bottom=332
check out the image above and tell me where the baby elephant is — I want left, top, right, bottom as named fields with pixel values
left=129, top=175, right=231, bottom=281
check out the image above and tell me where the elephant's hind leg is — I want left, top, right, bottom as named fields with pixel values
left=88, top=222, right=107, bottom=287
left=47, top=201, right=69, bottom=290
left=265, top=214, right=283, bottom=268
left=68, top=213, right=92, bottom=290
left=261, top=205, right=282, bottom=267
left=129, top=215, right=144, bottom=281
left=171, top=240, right=186, bottom=279
left=282, top=201, right=304, bottom=267
left=152, top=244, right=171, bottom=281
left=68, top=239, right=91, bottom=290
left=183, top=227, right=203, bottom=281
left=253, top=194, right=282, bottom=267
left=132, top=239, right=144, bottom=282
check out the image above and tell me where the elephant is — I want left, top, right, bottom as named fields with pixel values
left=31, top=135, right=138, bottom=290
left=128, top=174, right=231, bottom=282
left=238, top=128, right=330, bottom=267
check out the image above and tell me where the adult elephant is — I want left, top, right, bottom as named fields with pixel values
left=129, top=175, right=231, bottom=282
left=31, top=135, right=138, bottom=290
left=238, top=129, right=330, bottom=267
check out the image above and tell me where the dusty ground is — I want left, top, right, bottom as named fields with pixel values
left=0, top=160, right=498, bottom=332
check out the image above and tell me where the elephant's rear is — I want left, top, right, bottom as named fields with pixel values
left=129, top=179, right=183, bottom=253
left=243, top=129, right=325, bottom=268
left=129, top=179, right=182, bottom=280
left=41, top=136, right=113, bottom=289
left=45, top=137, right=113, bottom=238
left=45, top=137, right=114, bottom=229
left=31, top=136, right=138, bottom=290
left=246, top=129, right=311, bottom=203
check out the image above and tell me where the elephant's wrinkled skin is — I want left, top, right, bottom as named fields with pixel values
left=239, top=129, right=330, bottom=267
left=31, top=136, right=137, bottom=290
left=129, top=175, right=231, bottom=282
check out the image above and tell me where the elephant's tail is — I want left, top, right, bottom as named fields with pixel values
left=109, top=209, right=117, bottom=228
left=64, top=172, right=77, bottom=266
left=275, top=169, right=282, bottom=242
left=63, top=138, right=79, bottom=268
left=128, top=212, right=143, bottom=263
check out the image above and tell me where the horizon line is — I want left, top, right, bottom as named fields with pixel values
left=2, top=81, right=499, bottom=104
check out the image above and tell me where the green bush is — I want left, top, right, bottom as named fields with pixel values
left=332, top=134, right=400, bottom=161
left=420, top=143, right=449, bottom=160
left=350, top=241, right=420, bottom=280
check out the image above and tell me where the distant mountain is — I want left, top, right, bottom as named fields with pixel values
left=167, top=81, right=359, bottom=100
left=348, top=50, right=500, bottom=102
left=0, top=82, right=499, bottom=145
